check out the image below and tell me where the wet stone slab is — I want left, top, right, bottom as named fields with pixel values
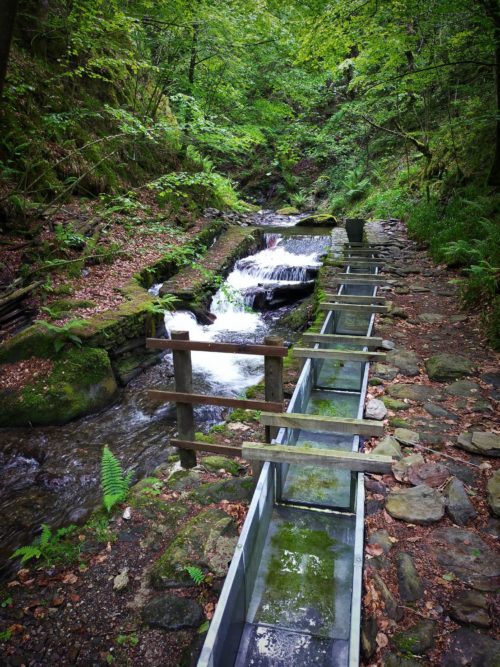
left=429, top=527, right=500, bottom=591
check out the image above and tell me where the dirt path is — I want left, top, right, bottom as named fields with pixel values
left=361, top=220, right=500, bottom=666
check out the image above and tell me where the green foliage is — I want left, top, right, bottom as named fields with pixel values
left=101, top=446, right=133, bottom=513
left=0, top=629, right=13, bottom=642
left=185, top=565, right=205, bottom=586
left=116, top=633, right=139, bottom=647
left=144, top=294, right=180, bottom=316
left=11, top=524, right=79, bottom=565
left=35, top=319, right=88, bottom=353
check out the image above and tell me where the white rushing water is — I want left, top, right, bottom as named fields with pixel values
left=164, top=234, right=323, bottom=394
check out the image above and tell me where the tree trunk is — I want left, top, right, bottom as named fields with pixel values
left=0, top=0, right=19, bottom=99
left=483, top=0, right=500, bottom=186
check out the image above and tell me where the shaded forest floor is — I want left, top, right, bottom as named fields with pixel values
left=0, top=218, right=498, bottom=666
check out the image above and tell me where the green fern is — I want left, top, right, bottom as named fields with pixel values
left=11, top=544, right=43, bottom=564
left=101, top=445, right=133, bottom=512
left=185, top=565, right=205, bottom=586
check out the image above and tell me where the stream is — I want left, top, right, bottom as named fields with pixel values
left=0, top=212, right=331, bottom=577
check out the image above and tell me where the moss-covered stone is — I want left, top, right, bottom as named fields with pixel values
left=383, top=397, right=409, bottom=411
left=150, top=508, right=238, bottom=588
left=297, top=213, right=337, bottom=227
left=190, top=477, right=253, bottom=504
left=201, top=456, right=243, bottom=475
left=0, top=346, right=117, bottom=426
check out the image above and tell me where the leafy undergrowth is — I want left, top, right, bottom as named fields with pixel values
left=0, top=419, right=263, bottom=666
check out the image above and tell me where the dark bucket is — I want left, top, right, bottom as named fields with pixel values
left=345, top=218, right=365, bottom=243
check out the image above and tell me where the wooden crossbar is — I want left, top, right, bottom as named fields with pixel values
left=329, top=277, right=393, bottom=286
left=260, top=412, right=384, bottom=436
left=337, top=273, right=387, bottom=280
left=242, top=442, right=393, bottom=473
left=322, top=294, right=386, bottom=304
left=302, top=333, right=384, bottom=347
left=319, top=302, right=389, bottom=314
left=148, top=390, right=283, bottom=412
left=326, top=260, right=385, bottom=267
left=171, top=439, right=242, bottom=457
left=146, top=338, right=288, bottom=357
left=293, top=348, right=386, bottom=362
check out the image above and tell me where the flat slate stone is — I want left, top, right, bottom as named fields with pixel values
left=394, top=428, right=420, bottom=446
left=429, top=527, right=500, bottom=591
left=372, top=363, right=399, bottom=380
left=408, top=462, right=450, bottom=488
left=425, top=354, right=475, bottom=382
left=393, top=620, right=436, bottom=656
left=471, top=432, right=500, bottom=457
left=443, top=627, right=500, bottom=667
left=373, top=435, right=402, bottom=459
left=444, top=477, right=477, bottom=525
left=418, top=313, right=444, bottom=323
left=457, top=432, right=500, bottom=457
left=488, top=471, right=500, bottom=517
left=385, top=485, right=445, bottom=524
left=448, top=590, right=491, bottom=628
left=396, top=552, right=424, bottom=602
left=392, top=454, right=425, bottom=482
left=445, top=380, right=481, bottom=397
left=386, top=349, right=420, bottom=376
left=365, top=398, right=388, bottom=420
left=142, top=594, right=203, bottom=630
left=373, top=573, right=403, bottom=621
left=424, top=402, right=458, bottom=420
left=368, top=529, right=393, bottom=553
left=387, top=384, right=441, bottom=403
left=381, top=339, right=396, bottom=350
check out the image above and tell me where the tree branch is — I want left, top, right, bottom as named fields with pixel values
left=361, top=115, right=432, bottom=159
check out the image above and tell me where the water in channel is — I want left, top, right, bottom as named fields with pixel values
left=0, top=212, right=330, bottom=576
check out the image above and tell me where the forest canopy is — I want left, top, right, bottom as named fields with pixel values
left=0, top=0, right=499, bottom=344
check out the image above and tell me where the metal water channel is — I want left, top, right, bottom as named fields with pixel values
left=198, top=227, right=385, bottom=667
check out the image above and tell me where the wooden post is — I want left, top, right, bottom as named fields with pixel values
left=252, top=336, right=284, bottom=484
left=264, top=336, right=284, bottom=442
left=171, top=331, right=196, bottom=469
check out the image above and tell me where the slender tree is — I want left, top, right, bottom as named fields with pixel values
left=0, top=0, right=19, bottom=99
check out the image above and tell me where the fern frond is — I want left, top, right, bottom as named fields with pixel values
left=39, top=524, right=52, bottom=549
left=11, top=545, right=42, bottom=564
left=101, top=446, right=131, bottom=512
left=185, top=565, right=205, bottom=585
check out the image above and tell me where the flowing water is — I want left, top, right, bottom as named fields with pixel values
left=0, top=212, right=330, bottom=576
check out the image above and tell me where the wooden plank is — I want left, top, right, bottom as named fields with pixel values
left=336, top=273, right=386, bottom=280
left=171, top=439, right=242, bottom=457
left=260, top=412, right=385, bottom=436
left=319, top=302, right=389, bottom=314
left=148, top=390, right=283, bottom=412
left=328, top=277, right=393, bottom=286
left=293, top=347, right=386, bottom=362
left=302, top=333, right=384, bottom=347
left=322, top=294, right=386, bottom=304
left=172, top=331, right=196, bottom=468
left=242, top=442, right=393, bottom=473
left=326, top=260, right=385, bottom=267
left=146, top=338, right=288, bottom=357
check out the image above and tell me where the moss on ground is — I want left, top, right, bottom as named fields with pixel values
left=0, top=346, right=117, bottom=426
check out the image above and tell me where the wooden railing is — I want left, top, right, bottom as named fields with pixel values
left=146, top=332, right=286, bottom=469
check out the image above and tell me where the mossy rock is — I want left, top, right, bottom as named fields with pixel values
left=425, top=354, right=475, bottom=382
left=296, top=213, right=337, bottom=227
left=0, top=346, right=118, bottom=426
left=389, top=417, right=411, bottom=428
left=190, top=477, right=253, bottom=504
left=276, top=206, right=300, bottom=215
left=281, top=296, right=313, bottom=331
left=201, top=456, right=243, bottom=476
left=150, top=508, right=238, bottom=589
left=383, top=397, right=409, bottom=411
left=0, top=324, right=55, bottom=364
